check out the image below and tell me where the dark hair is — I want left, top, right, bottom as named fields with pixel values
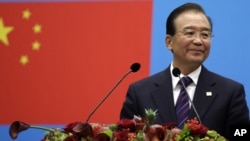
left=166, top=3, right=213, bottom=35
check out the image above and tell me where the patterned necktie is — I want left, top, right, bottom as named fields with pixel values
left=175, top=76, right=193, bottom=128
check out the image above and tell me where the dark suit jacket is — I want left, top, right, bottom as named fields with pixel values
left=120, top=65, right=249, bottom=139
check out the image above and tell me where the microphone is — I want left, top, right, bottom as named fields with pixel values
left=85, top=62, right=141, bottom=123
left=172, top=67, right=202, bottom=124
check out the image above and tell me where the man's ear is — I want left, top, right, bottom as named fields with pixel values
left=166, top=34, right=173, bottom=50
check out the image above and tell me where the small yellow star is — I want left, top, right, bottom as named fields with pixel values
left=32, top=40, right=41, bottom=51
left=20, top=55, right=29, bottom=65
left=0, top=18, right=14, bottom=46
left=22, top=9, right=32, bottom=20
left=33, top=24, right=42, bottom=34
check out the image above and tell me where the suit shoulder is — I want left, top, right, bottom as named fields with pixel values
left=206, top=69, right=243, bottom=86
left=131, top=69, right=169, bottom=86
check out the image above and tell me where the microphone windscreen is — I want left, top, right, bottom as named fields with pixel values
left=130, top=63, right=141, bottom=72
left=172, top=67, right=181, bottom=77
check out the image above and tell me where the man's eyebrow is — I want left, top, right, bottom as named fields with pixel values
left=182, top=26, right=211, bottom=31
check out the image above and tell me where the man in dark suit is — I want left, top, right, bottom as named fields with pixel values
left=120, top=2, right=249, bottom=139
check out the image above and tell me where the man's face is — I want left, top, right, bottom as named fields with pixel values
left=166, top=11, right=212, bottom=67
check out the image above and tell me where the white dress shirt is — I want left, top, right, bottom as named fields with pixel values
left=170, top=63, right=201, bottom=107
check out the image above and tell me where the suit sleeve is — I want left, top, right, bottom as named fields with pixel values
left=120, top=84, right=139, bottom=119
left=225, top=83, right=250, bottom=136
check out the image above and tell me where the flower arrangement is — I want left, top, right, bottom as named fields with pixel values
left=9, top=109, right=227, bottom=141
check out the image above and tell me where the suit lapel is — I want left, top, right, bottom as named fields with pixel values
left=190, top=66, right=218, bottom=120
left=150, top=67, right=177, bottom=123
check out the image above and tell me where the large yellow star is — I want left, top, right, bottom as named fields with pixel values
left=33, top=24, right=42, bottom=34
left=22, top=9, right=32, bottom=20
left=0, top=18, right=14, bottom=46
left=20, top=55, right=29, bottom=65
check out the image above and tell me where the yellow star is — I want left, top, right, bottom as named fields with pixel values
left=22, top=9, right=32, bottom=20
left=33, top=24, right=42, bottom=34
left=20, top=55, right=29, bottom=65
left=32, top=40, right=41, bottom=51
left=0, top=18, right=14, bottom=46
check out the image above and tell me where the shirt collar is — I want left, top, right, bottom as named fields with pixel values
left=170, top=63, right=201, bottom=88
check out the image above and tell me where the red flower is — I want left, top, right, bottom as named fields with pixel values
left=90, top=123, right=105, bottom=136
left=113, top=130, right=130, bottom=141
left=117, top=119, right=136, bottom=132
left=64, top=122, right=80, bottom=134
left=63, top=122, right=93, bottom=139
left=9, top=121, right=30, bottom=139
left=133, top=117, right=147, bottom=132
left=145, top=124, right=165, bottom=141
left=186, top=118, right=208, bottom=138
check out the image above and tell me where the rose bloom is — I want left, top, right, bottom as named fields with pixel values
left=117, top=119, right=136, bottom=132
left=113, top=130, right=130, bottom=141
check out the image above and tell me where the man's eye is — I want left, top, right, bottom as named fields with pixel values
left=184, top=31, right=195, bottom=35
left=201, top=32, right=209, bottom=38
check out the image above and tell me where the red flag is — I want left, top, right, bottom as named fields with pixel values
left=0, top=1, right=152, bottom=124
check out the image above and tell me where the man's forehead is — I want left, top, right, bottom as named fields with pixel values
left=174, top=12, right=211, bottom=30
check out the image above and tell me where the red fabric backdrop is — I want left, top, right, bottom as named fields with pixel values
left=0, top=1, right=152, bottom=124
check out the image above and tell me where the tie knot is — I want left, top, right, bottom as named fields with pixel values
left=179, top=77, right=193, bottom=87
